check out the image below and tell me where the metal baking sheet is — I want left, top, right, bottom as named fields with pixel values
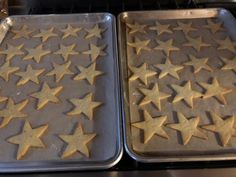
left=0, top=13, right=122, bottom=172
left=118, top=8, right=236, bottom=162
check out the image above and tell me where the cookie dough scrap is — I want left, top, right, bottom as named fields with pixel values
left=167, top=112, right=207, bottom=145
left=0, top=44, right=24, bottom=61
left=0, top=98, right=28, bottom=128
left=23, top=44, right=51, bottom=63
left=184, top=55, right=213, bottom=74
left=15, top=65, right=44, bottom=86
left=149, top=21, right=172, bottom=35
left=221, top=57, right=236, bottom=72
left=46, top=61, right=73, bottom=82
left=126, top=22, right=147, bottom=34
left=139, top=83, right=171, bottom=110
left=33, top=27, right=58, bottom=42
left=202, top=113, right=236, bottom=147
left=85, top=24, right=106, bottom=39
left=127, top=37, right=151, bottom=55
left=184, top=35, right=211, bottom=52
left=199, top=77, right=232, bottom=105
left=154, top=39, right=179, bottom=57
left=155, top=58, right=183, bottom=80
left=7, top=121, right=48, bottom=160
left=61, top=24, right=81, bottom=39
left=82, top=43, right=106, bottom=62
left=59, top=124, right=96, bottom=159
left=129, top=63, right=156, bottom=85
left=216, top=37, right=236, bottom=53
left=31, top=82, right=63, bottom=110
left=0, top=61, right=19, bottom=81
left=73, top=62, right=103, bottom=85
left=132, top=110, right=168, bottom=144
left=203, top=19, right=224, bottom=34
left=11, top=25, right=34, bottom=39
left=173, top=21, right=197, bottom=35
left=171, top=81, right=202, bottom=108
left=54, top=44, right=78, bottom=62
left=67, top=93, right=102, bottom=120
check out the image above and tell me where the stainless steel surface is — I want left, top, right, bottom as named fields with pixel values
left=118, top=8, right=236, bottom=163
left=0, top=13, right=122, bottom=172
left=3, top=168, right=236, bottom=177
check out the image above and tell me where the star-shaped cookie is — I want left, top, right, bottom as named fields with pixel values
left=67, top=93, right=102, bottom=120
left=31, top=82, right=63, bottom=110
left=33, top=27, right=57, bottom=42
left=0, top=98, right=28, bottom=128
left=54, top=44, right=78, bottom=61
left=23, top=44, right=51, bottom=63
left=11, top=25, right=34, bottom=39
left=171, top=81, right=202, bottom=108
left=203, top=19, right=224, bottom=33
left=0, top=44, right=24, bottom=61
left=129, top=63, right=156, bottom=85
left=0, top=61, right=19, bottom=81
left=184, top=55, right=213, bottom=74
left=221, top=57, right=236, bottom=72
left=61, top=24, right=81, bottom=39
left=59, top=124, right=96, bottom=158
left=126, top=22, right=146, bottom=34
left=7, top=121, right=48, bottom=160
left=15, top=65, right=44, bottom=86
left=73, top=63, right=103, bottom=85
left=149, top=21, right=172, bottom=35
left=0, top=91, right=7, bottom=103
left=199, top=77, right=232, bottom=104
left=132, top=110, right=168, bottom=144
left=85, top=24, right=105, bottom=39
left=167, top=112, right=207, bottom=145
left=184, top=35, right=210, bottom=52
left=216, top=37, right=236, bottom=53
left=82, top=43, right=106, bottom=61
left=154, top=39, right=179, bottom=56
left=155, top=58, right=183, bottom=79
left=202, top=113, right=236, bottom=146
left=46, top=61, right=73, bottom=82
left=139, top=83, right=171, bottom=110
left=127, top=37, right=151, bottom=55
left=173, top=21, right=197, bottom=35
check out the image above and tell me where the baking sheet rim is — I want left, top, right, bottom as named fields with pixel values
left=0, top=12, right=123, bottom=172
left=118, top=8, right=236, bottom=163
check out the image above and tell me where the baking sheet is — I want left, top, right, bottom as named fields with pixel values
left=118, top=8, right=236, bottom=162
left=0, top=13, right=122, bottom=172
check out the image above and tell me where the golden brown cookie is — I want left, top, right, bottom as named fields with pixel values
left=155, top=58, right=183, bottom=79
left=199, top=77, right=232, bottom=105
left=33, top=27, right=57, bottom=42
left=83, top=43, right=106, bottom=61
left=23, top=44, right=51, bottom=63
left=0, top=44, right=24, bottom=61
left=129, top=63, right=156, bottom=85
left=171, top=81, right=202, bottom=108
left=216, top=37, right=236, bottom=53
left=59, top=124, right=96, bottom=159
left=184, top=35, right=210, bottom=52
left=0, top=98, right=28, bottom=128
left=202, top=112, right=236, bottom=147
left=127, top=37, right=151, bottom=55
left=203, top=19, right=224, bottom=33
left=167, top=112, right=207, bottom=145
left=173, top=21, right=197, bottom=35
left=15, top=65, right=44, bottom=86
left=126, top=22, right=147, bottom=34
left=31, top=82, right=63, bottom=110
left=54, top=44, right=78, bottom=62
left=139, top=83, right=170, bottom=110
left=0, top=61, right=19, bottom=81
left=46, top=61, right=73, bottom=82
left=154, top=39, right=179, bottom=56
left=67, top=93, right=102, bottom=120
left=61, top=24, right=81, bottom=39
left=132, top=110, right=168, bottom=144
left=11, top=25, right=34, bottom=39
left=7, top=121, right=48, bottom=160
left=221, top=57, right=236, bottom=72
left=73, top=62, right=103, bottom=85
left=85, top=24, right=106, bottom=39
left=149, top=21, right=172, bottom=35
